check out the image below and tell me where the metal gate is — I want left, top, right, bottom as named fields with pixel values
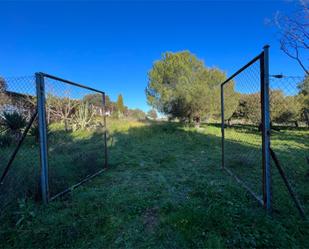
left=220, top=46, right=271, bottom=211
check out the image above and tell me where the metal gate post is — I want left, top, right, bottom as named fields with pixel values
left=221, top=84, right=225, bottom=169
left=36, top=73, right=49, bottom=204
left=102, top=92, right=108, bottom=169
left=260, top=45, right=272, bottom=211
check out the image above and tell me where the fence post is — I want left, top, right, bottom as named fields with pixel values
left=221, top=84, right=225, bottom=169
left=102, top=92, right=108, bottom=169
left=36, top=73, right=49, bottom=204
left=260, top=45, right=272, bottom=211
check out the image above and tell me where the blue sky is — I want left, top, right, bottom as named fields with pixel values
left=0, top=0, right=305, bottom=111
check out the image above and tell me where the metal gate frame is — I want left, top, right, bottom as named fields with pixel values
left=36, top=72, right=108, bottom=204
left=220, top=46, right=272, bottom=212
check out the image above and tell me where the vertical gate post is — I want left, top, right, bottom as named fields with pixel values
left=102, top=92, right=108, bottom=169
left=260, top=45, right=272, bottom=211
left=36, top=73, right=49, bottom=204
left=221, top=84, right=225, bottom=169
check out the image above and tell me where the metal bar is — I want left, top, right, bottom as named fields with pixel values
left=260, top=45, right=272, bottom=211
left=0, top=110, right=38, bottom=184
left=221, top=84, right=225, bottom=169
left=102, top=93, right=108, bottom=169
left=224, top=168, right=264, bottom=206
left=39, top=72, right=105, bottom=94
left=49, top=169, right=106, bottom=202
left=36, top=73, right=49, bottom=204
left=220, top=53, right=263, bottom=86
left=270, top=148, right=306, bottom=219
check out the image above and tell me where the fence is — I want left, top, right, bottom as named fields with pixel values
left=221, top=46, right=271, bottom=209
left=0, top=73, right=108, bottom=216
left=269, top=75, right=308, bottom=217
left=0, top=75, right=39, bottom=217
left=221, top=46, right=307, bottom=218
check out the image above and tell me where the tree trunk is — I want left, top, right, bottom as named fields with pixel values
left=64, top=120, right=69, bottom=132
left=294, top=121, right=299, bottom=128
left=194, top=116, right=200, bottom=128
left=227, top=118, right=231, bottom=127
left=305, top=111, right=309, bottom=127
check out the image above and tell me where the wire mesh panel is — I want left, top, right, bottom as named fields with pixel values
left=269, top=75, right=309, bottom=216
left=0, top=76, right=39, bottom=218
left=43, top=75, right=107, bottom=199
left=221, top=55, right=264, bottom=202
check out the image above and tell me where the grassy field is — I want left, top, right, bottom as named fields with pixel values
left=0, top=119, right=308, bottom=248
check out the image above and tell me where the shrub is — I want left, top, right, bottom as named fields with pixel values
left=29, top=125, right=39, bottom=142
left=0, top=133, right=12, bottom=147
left=3, top=111, right=27, bottom=141
left=72, top=102, right=95, bottom=131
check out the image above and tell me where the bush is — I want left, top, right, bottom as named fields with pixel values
left=29, top=125, right=39, bottom=142
left=0, top=133, right=12, bottom=147
left=3, top=111, right=27, bottom=141
left=72, top=102, right=95, bottom=131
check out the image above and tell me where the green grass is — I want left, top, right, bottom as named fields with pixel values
left=0, top=119, right=308, bottom=248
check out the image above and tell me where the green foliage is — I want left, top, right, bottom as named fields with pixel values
left=83, top=93, right=114, bottom=112
left=0, top=119, right=308, bottom=248
left=221, top=82, right=239, bottom=120
left=0, top=133, right=12, bottom=147
left=15, top=199, right=36, bottom=228
left=29, top=123, right=41, bottom=142
left=127, top=108, right=146, bottom=120
left=2, top=111, right=27, bottom=138
left=72, top=102, right=95, bottom=131
left=82, top=93, right=103, bottom=106
left=232, top=90, right=302, bottom=125
left=146, top=51, right=230, bottom=123
left=298, top=76, right=309, bottom=96
left=0, top=120, right=308, bottom=248
left=116, top=94, right=125, bottom=114
left=297, top=76, right=309, bottom=125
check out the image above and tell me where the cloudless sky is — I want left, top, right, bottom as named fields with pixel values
left=0, top=0, right=305, bottom=111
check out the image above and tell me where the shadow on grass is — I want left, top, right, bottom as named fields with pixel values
left=0, top=120, right=309, bottom=249
left=1, top=121, right=308, bottom=211
left=0, top=120, right=308, bottom=248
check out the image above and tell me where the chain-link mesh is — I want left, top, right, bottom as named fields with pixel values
left=44, top=76, right=107, bottom=199
left=269, top=75, right=309, bottom=216
left=0, top=75, right=39, bottom=219
left=222, top=58, right=263, bottom=199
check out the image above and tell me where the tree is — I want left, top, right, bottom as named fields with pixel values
left=147, top=109, right=157, bottom=120
left=83, top=93, right=114, bottom=112
left=297, top=76, right=309, bottom=125
left=116, top=94, right=125, bottom=114
left=221, top=81, right=239, bottom=124
left=127, top=108, right=146, bottom=120
left=46, top=92, right=79, bottom=130
left=272, top=0, right=308, bottom=75
left=83, top=93, right=103, bottom=106
left=0, top=77, right=6, bottom=93
left=271, top=92, right=301, bottom=125
left=232, top=90, right=301, bottom=126
left=0, top=77, right=8, bottom=108
left=298, top=75, right=309, bottom=95
left=146, top=51, right=230, bottom=126
left=236, top=93, right=261, bottom=124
